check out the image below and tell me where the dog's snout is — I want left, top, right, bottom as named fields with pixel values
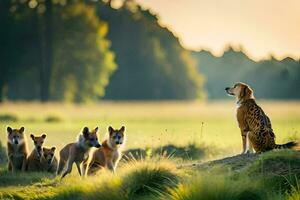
left=37, top=146, right=42, bottom=151
left=225, top=87, right=230, bottom=91
left=95, top=144, right=101, bottom=148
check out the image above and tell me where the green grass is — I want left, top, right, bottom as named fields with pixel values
left=1, top=101, right=299, bottom=154
left=0, top=101, right=299, bottom=199
left=167, top=175, right=278, bottom=200
left=167, top=150, right=300, bottom=200
left=0, top=159, right=180, bottom=200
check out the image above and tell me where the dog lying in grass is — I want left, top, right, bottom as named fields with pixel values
left=7, top=126, right=28, bottom=172
left=57, top=127, right=101, bottom=178
left=26, top=134, right=46, bottom=171
left=87, top=126, right=126, bottom=175
left=225, top=82, right=297, bottom=153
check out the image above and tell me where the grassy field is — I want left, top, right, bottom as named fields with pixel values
left=0, top=101, right=299, bottom=199
left=1, top=101, right=299, bottom=155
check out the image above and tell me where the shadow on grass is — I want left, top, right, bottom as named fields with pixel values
left=0, top=114, right=18, bottom=122
left=123, top=143, right=217, bottom=162
left=0, top=168, right=56, bottom=187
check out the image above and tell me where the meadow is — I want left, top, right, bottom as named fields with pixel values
left=0, top=101, right=299, bottom=199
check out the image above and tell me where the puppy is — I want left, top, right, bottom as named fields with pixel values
left=57, top=127, right=101, bottom=178
left=226, top=82, right=297, bottom=153
left=87, top=126, right=126, bottom=175
left=27, top=134, right=46, bottom=171
left=7, top=126, right=28, bottom=172
left=41, top=147, right=58, bottom=173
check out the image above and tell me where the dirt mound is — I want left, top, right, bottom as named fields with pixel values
left=192, top=153, right=259, bottom=172
left=187, top=150, right=300, bottom=175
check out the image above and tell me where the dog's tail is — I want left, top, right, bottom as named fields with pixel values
left=274, top=141, right=298, bottom=149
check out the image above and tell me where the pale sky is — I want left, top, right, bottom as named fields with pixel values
left=135, top=0, right=300, bottom=61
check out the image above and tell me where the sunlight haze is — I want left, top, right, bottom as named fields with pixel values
left=136, top=0, right=300, bottom=60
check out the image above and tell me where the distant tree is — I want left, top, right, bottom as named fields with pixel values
left=40, top=0, right=54, bottom=102
left=0, top=0, right=11, bottom=102
left=192, top=46, right=300, bottom=99
left=91, top=1, right=204, bottom=100
left=50, top=2, right=116, bottom=102
left=0, top=1, right=116, bottom=102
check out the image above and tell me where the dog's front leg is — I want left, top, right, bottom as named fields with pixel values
left=246, top=133, right=254, bottom=153
left=75, top=162, right=82, bottom=176
left=61, top=158, right=73, bottom=179
left=244, top=132, right=252, bottom=154
left=241, top=130, right=248, bottom=154
left=82, top=159, right=89, bottom=177
left=21, top=155, right=27, bottom=172
left=107, top=161, right=115, bottom=173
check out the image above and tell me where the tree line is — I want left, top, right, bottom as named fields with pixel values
left=0, top=0, right=204, bottom=102
left=1, top=0, right=299, bottom=102
left=192, top=46, right=300, bottom=99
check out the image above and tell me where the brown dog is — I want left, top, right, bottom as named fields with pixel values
left=226, top=82, right=297, bottom=153
left=27, top=134, right=46, bottom=171
left=87, top=126, right=126, bottom=175
left=41, top=147, right=58, bottom=173
left=7, top=126, right=28, bottom=172
left=57, top=127, right=101, bottom=178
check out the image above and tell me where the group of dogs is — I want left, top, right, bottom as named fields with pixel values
left=6, top=125, right=125, bottom=178
left=5, top=82, right=298, bottom=178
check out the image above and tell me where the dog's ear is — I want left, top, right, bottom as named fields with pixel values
left=7, top=126, right=12, bottom=135
left=240, top=85, right=249, bottom=99
left=42, top=134, right=46, bottom=139
left=108, top=126, right=114, bottom=135
left=120, top=126, right=125, bottom=133
left=30, top=134, right=35, bottom=140
left=51, top=147, right=56, bottom=152
left=19, top=127, right=25, bottom=134
left=242, top=85, right=253, bottom=100
left=94, top=127, right=99, bottom=133
left=83, top=127, right=89, bottom=138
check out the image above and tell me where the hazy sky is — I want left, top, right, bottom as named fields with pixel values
left=135, top=0, right=300, bottom=60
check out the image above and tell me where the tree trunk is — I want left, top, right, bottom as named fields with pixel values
left=40, top=0, right=53, bottom=102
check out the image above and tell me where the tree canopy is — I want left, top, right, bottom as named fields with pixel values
left=0, top=0, right=205, bottom=102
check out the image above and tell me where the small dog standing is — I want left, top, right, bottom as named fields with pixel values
left=27, top=134, right=46, bottom=171
left=57, top=127, right=101, bottom=178
left=225, top=82, right=297, bottom=153
left=41, top=147, right=58, bottom=173
left=7, top=126, right=28, bottom=172
left=87, top=126, right=126, bottom=175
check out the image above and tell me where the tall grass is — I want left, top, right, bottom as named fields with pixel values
left=0, top=159, right=181, bottom=200
left=166, top=174, right=282, bottom=200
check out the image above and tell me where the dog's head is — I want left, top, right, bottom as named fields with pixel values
left=108, top=126, right=126, bottom=146
left=30, top=134, right=46, bottom=155
left=7, top=126, right=25, bottom=145
left=82, top=127, right=101, bottom=148
left=42, top=147, right=56, bottom=165
left=225, top=82, right=254, bottom=103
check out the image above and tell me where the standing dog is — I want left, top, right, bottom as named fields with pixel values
left=87, top=126, right=126, bottom=175
left=225, top=82, right=297, bottom=153
left=7, top=126, right=28, bottom=172
left=57, top=127, right=101, bottom=178
left=27, top=134, right=46, bottom=171
left=41, top=147, right=58, bottom=173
